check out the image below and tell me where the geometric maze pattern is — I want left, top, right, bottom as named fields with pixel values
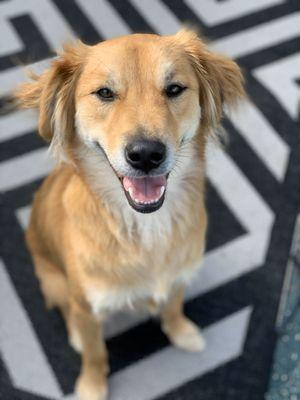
left=0, top=1, right=300, bottom=399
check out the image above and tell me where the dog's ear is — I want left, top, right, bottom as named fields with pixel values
left=14, top=40, right=88, bottom=159
left=175, top=29, right=245, bottom=132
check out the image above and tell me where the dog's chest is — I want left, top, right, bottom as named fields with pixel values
left=86, top=261, right=200, bottom=316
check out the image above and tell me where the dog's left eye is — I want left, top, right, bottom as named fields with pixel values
left=96, top=87, right=115, bottom=101
left=165, top=84, right=187, bottom=98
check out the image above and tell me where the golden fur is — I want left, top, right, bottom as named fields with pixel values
left=15, top=29, right=244, bottom=400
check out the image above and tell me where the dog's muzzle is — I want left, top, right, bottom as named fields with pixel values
left=120, top=138, right=168, bottom=213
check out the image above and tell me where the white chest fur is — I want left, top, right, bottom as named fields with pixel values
left=86, top=259, right=202, bottom=316
left=87, top=284, right=153, bottom=315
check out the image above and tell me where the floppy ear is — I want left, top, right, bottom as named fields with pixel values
left=14, top=40, right=88, bottom=159
left=175, top=29, right=245, bottom=132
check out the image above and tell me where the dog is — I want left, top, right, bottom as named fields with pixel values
left=15, top=29, right=244, bottom=400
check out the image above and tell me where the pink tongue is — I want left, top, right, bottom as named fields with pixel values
left=123, top=175, right=167, bottom=203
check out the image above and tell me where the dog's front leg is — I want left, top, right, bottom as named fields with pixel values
left=160, top=286, right=206, bottom=352
left=69, top=299, right=108, bottom=400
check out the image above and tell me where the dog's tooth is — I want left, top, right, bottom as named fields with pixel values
left=160, top=186, right=166, bottom=197
left=128, top=187, right=134, bottom=198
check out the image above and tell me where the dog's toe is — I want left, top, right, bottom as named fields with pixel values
left=76, top=374, right=107, bottom=400
left=164, top=318, right=206, bottom=353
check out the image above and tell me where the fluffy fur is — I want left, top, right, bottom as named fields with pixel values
left=15, top=29, right=244, bottom=400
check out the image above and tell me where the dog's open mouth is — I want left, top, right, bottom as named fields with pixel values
left=121, top=175, right=167, bottom=213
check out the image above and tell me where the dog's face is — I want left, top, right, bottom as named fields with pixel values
left=75, top=34, right=202, bottom=213
left=16, top=30, right=244, bottom=214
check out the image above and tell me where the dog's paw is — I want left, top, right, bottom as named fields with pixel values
left=76, top=374, right=107, bottom=400
left=163, top=318, right=206, bottom=353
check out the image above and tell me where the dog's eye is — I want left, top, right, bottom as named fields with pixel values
left=96, top=87, right=115, bottom=101
left=165, top=84, right=186, bottom=98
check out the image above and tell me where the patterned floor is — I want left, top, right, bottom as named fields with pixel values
left=0, top=1, right=300, bottom=399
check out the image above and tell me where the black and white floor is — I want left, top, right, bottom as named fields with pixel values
left=0, top=1, right=300, bottom=399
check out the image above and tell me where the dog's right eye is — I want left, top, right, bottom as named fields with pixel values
left=96, top=87, right=115, bottom=101
left=165, top=84, right=187, bottom=98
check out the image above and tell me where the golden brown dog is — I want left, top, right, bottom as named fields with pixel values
left=15, top=29, right=244, bottom=400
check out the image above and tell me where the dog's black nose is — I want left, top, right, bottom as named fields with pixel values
left=125, top=139, right=166, bottom=173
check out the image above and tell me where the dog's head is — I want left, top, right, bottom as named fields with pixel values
left=15, top=30, right=244, bottom=214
